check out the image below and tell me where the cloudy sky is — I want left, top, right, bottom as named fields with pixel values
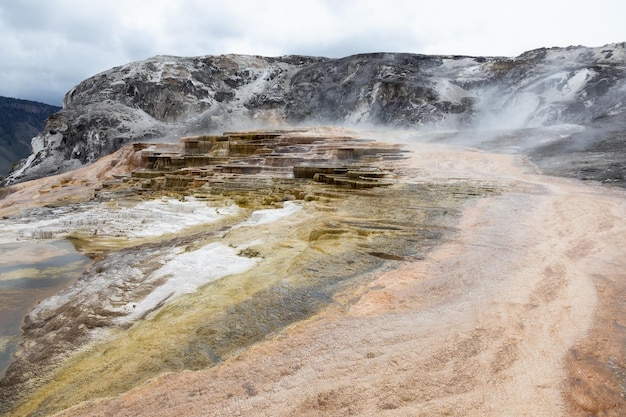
left=1, top=0, right=625, bottom=105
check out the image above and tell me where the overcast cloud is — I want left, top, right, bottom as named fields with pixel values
left=1, top=0, right=625, bottom=105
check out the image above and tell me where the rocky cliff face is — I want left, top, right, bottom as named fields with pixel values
left=3, top=43, right=626, bottom=184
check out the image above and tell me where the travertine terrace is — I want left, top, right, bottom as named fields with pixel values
left=121, top=128, right=404, bottom=196
left=0, top=128, right=624, bottom=417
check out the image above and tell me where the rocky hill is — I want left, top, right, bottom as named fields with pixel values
left=2, top=43, right=626, bottom=185
left=1, top=45, right=626, bottom=416
left=0, top=97, right=60, bottom=177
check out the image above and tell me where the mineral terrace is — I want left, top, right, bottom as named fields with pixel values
left=0, top=126, right=624, bottom=416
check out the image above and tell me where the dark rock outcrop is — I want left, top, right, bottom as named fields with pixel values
left=3, top=43, right=626, bottom=184
left=0, top=97, right=60, bottom=176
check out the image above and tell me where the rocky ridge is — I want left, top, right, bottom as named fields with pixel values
left=0, top=97, right=60, bottom=177
left=3, top=43, right=626, bottom=185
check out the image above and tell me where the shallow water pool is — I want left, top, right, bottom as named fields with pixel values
left=0, top=240, right=91, bottom=378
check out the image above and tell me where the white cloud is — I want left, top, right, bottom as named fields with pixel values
left=0, top=0, right=624, bottom=105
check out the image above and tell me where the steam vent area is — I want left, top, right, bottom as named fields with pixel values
left=114, top=129, right=405, bottom=196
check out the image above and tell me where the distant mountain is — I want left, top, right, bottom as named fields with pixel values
left=0, top=97, right=60, bottom=177
left=2, top=43, right=626, bottom=185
